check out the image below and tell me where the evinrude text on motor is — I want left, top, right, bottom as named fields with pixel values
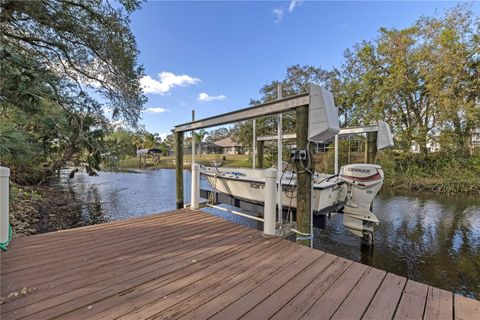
left=338, top=164, right=385, bottom=246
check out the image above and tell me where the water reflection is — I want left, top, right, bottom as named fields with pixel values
left=315, top=189, right=480, bottom=299
left=57, top=169, right=480, bottom=299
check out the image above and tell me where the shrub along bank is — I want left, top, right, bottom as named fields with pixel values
left=379, top=152, right=480, bottom=195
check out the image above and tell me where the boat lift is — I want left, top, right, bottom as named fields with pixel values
left=254, top=121, right=394, bottom=174
left=174, top=84, right=340, bottom=246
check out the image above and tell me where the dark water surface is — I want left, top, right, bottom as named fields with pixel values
left=59, top=169, right=480, bottom=299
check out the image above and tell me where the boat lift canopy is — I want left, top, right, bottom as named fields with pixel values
left=174, top=93, right=309, bottom=132
left=174, top=85, right=340, bottom=143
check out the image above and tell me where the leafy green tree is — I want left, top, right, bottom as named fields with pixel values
left=1, top=0, right=146, bottom=124
left=233, top=64, right=339, bottom=148
left=104, top=129, right=137, bottom=159
left=163, top=132, right=175, bottom=151
left=194, top=129, right=207, bottom=154
left=0, top=0, right=146, bottom=182
left=339, top=5, right=479, bottom=154
left=416, top=7, right=480, bottom=154
left=205, top=127, right=231, bottom=143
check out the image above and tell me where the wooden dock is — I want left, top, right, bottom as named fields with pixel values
left=1, top=209, right=479, bottom=320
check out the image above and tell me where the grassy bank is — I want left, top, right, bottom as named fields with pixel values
left=379, top=152, right=480, bottom=195
left=114, top=154, right=251, bottom=170
left=314, top=150, right=480, bottom=195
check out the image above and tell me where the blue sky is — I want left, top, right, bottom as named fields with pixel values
left=130, top=1, right=478, bottom=137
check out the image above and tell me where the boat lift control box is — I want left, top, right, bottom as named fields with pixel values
left=308, top=85, right=340, bottom=142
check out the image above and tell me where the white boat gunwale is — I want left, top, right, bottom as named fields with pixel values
left=200, top=170, right=340, bottom=191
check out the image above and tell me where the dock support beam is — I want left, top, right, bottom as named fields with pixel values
left=366, top=131, right=377, bottom=164
left=296, top=105, right=312, bottom=246
left=175, top=131, right=184, bottom=209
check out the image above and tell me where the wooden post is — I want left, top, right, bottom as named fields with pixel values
left=175, top=131, right=184, bottom=209
left=366, top=131, right=377, bottom=164
left=252, top=119, right=256, bottom=169
left=296, top=105, right=311, bottom=246
left=257, top=140, right=264, bottom=168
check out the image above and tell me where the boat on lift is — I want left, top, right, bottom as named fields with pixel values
left=201, top=161, right=387, bottom=245
left=201, top=166, right=343, bottom=215
left=201, top=86, right=394, bottom=245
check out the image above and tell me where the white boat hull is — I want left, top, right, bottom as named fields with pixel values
left=201, top=167, right=342, bottom=214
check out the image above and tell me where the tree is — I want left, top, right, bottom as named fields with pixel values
left=338, top=5, right=479, bottom=154
left=416, top=7, right=480, bottom=154
left=0, top=0, right=146, bottom=182
left=163, top=131, right=175, bottom=151
left=232, top=64, right=339, bottom=148
left=205, top=127, right=230, bottom=143
left=194, top=129, right=207, bottom=155
left=1, top=0, right=146, bottom=124
left=105, top=129, right=137, bottom=159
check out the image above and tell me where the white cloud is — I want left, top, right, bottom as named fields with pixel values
left=288, top=0, right=297, bottom=12
left=197, top=92, right=226, bottom=102
left=140, top=72, right=200, bottom=95
left=273, top=0, right=300, bottom=23
left=145, top=107, right=170, bottom=113
left=158, top=132, right=170, bottom=140
left=273, top=7, right=284, bottom=23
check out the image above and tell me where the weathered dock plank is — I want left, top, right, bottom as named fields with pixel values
left=362, top=272, right=407, bottom=320
left=331, top=267, right=387, bottom=320
left=455, top=294, right=480, bottom=320
left=394, top=280, right=429, bottom=320
left=1, top=208, right=478, bottom=320
left=424, top=287, right=453, bottom=320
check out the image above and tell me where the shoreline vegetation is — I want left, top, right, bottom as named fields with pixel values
left=8, top=151, right=479, bottom=238
left=9, top=183, right=106, bottom=238
left=111, top=151, right=480, bottom=195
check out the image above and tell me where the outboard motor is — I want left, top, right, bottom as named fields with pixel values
left=339, top=164, right=384, bottom=246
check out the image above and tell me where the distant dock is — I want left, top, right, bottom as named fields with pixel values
left=1, top=208, right=479, bottom=320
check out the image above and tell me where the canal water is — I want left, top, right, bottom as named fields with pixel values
left=58, top=168, right=480, bottom=299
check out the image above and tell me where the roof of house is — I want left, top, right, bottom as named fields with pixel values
left=214, top=137, right=242, bottom=148
left=136, top=148, right=162, bottom=155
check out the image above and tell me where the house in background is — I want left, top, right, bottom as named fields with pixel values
left=214, top=137, right=244, bottom=154
left=198, top=142, right=222, bottom=154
